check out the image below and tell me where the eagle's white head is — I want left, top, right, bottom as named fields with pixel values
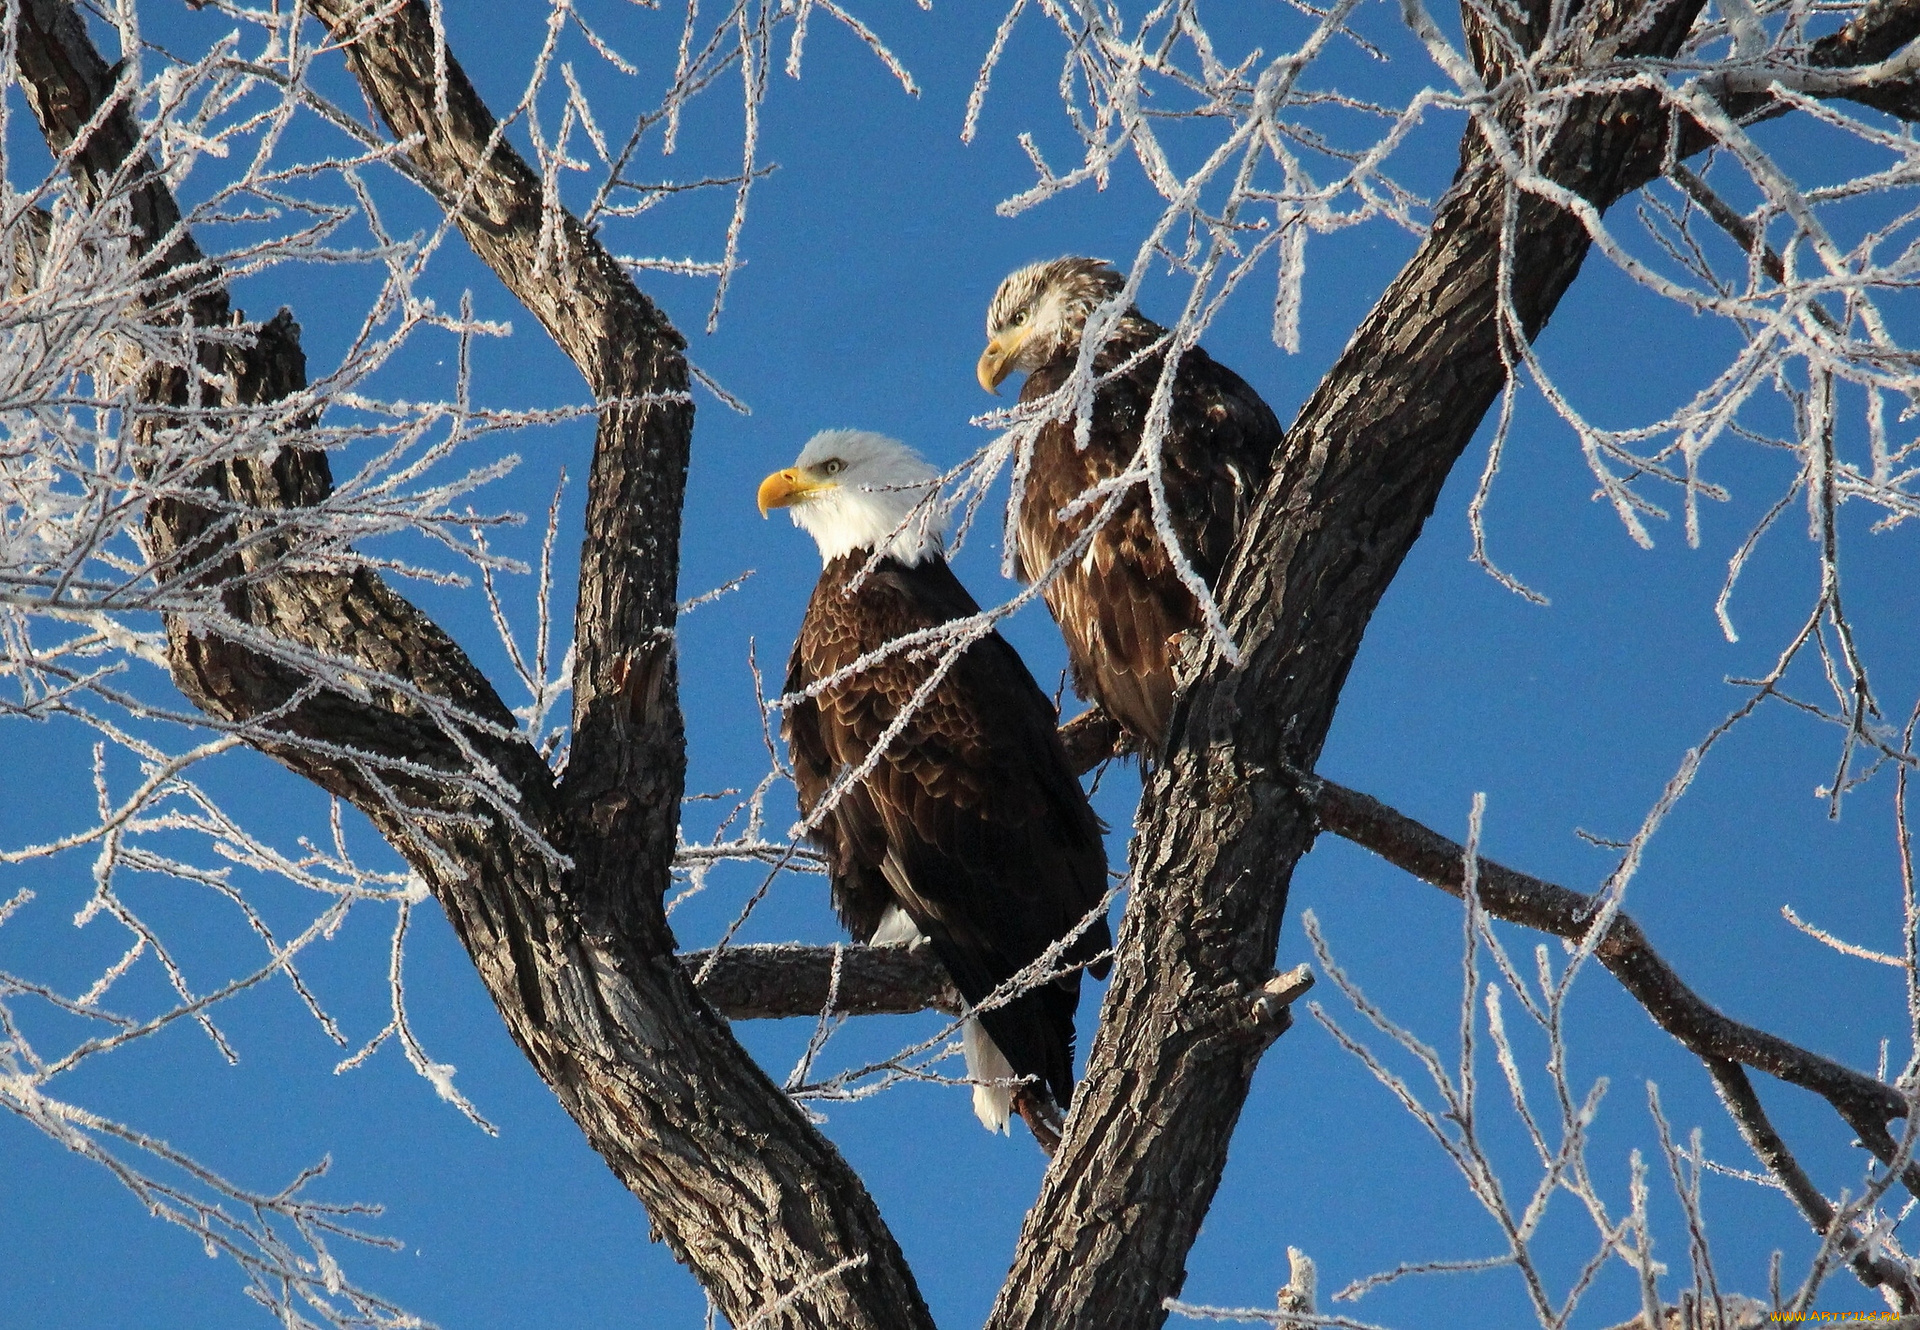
left=757, top=429, right=946, bottom=567
left=976, top=256, right=1126, bottom=394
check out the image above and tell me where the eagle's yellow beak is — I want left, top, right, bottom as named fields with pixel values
left=976, top=330, right=1026, bottom=395
left=757, top=467, right=828, bottom=516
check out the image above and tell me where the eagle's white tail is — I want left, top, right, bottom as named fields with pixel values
left=964, top=1018, right=1014, bottom=1134
left=868, top=904, right=925, bottom=947
left=869, top=906, right=1018, bottom=1134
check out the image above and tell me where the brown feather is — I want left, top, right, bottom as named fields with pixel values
left=1013, top=296, right=1285, bottom=749
left=782, top=553, right=1111, bottom=1116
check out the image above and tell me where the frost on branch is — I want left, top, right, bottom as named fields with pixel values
left=14, top=0, right=1920, bottom=1323
left=945, top=0, right=1920, bottom=830
left=0, top=53, right=540, bottom=1330
left=670, top=0, right=1920, bottom=1262
left=1167, top=793, right=1920, bottom=1326
left=0, top=0, right=910, bottom=1318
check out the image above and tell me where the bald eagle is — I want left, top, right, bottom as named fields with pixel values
left=977, top=257, right=1285, bottom=750
left=758, top=429, right=1111, bottom=1150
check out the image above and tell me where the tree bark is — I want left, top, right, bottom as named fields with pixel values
left=688, top=943, right=963, bottom=1019
left=985, top=0, right=1920, bottom=1321
left=14, top=2, right=930, bottom=1325
left=20, top=0, right=1920, bottom=1325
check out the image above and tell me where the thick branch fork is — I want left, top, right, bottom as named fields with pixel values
left=15, top=3, right=929, bottom=1326
left=20, top=0, right=1920, bottom=1325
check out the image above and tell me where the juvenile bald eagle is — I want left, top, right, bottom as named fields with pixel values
left=977, top=257, right=1285, bottom=750
left=759, top=429, right=1111, bottom=1150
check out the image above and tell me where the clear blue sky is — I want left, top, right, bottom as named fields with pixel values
left=2, top=3, right=1913, bottom=1327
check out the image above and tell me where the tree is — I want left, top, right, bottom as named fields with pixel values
left=5, top=0, right=1920, bottom=1326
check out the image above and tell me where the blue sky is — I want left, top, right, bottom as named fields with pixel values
left=3, top=2, right=1916, bottom=1327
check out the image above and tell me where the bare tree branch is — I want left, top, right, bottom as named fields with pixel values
left=1461, top=0, right=1552, bottom=100
left=1705, top=1058, right=1920, bottom=1306
left=1665, top=164, right=1848, bottom=336
left=1308, top=776, right=1918, bottom=1190
left=736, top=705, right=1920, bottom=1238
left=1785, top=0, right=1920, bottom=122
left=1059, top=706, right=1130, bottom=775
left=13, top=2, right=931, bottom=1325
left=991, top=0, right=1920, bottom=1322
left=21, top=0, right=1920, bottom=1321
left=687, top=944, right=963, bottom=1019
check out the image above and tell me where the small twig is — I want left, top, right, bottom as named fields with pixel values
left=1667, top=164, right=1846, bottom=336
left=1303, top=774, right=1920, bottom=1198
left=1707, top=1057, right=1920, bottom=1309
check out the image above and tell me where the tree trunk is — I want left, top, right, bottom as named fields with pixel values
left=18, top=0, right=1920, bottom=1324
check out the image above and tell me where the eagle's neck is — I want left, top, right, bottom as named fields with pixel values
left=1023, top=309, right=1168, bottom=400
left=1050, top=306, right=1165, bottom=375
left=793, top=485, right=944, bottom=568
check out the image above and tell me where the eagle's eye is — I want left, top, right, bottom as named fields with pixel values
left=1012, top=309, right=1030, bottom=327
left=822, top=459, right=845, bottom=475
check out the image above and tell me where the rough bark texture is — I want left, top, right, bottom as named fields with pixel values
left=300, top=9, right=935, bottom=1324
left=20, top=0, right=1920, bottom=1324
left=14, top=2, right=929, bottom=1326
left=986, top=0, right=1888, bottom=1320
left=688, top=943, right=964, bottom=1019
left=310, top=0, right=1920, bottom=1317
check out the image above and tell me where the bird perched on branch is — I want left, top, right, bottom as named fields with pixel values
left=758, top=429, right=1111, bottom=1151
left=977, top=257, right=1285, bottom=750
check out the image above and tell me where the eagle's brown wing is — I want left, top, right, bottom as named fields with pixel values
left=1016, top=332, right=1284, bottom=748
left=788, top=553, right=1111, bottom=1109
left=783, top=636, right=893, bottom=944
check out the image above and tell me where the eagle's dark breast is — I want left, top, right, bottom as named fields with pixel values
left=782, top=552, right=1111, bottom=1109
left=1016, top=317, right=1284, bottom=747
